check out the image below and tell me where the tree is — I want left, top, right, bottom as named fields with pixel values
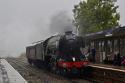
left=73, top=0, right=120, bottom=36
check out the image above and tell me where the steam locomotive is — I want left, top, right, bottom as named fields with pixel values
left=26, top=31, right=89, bottom=75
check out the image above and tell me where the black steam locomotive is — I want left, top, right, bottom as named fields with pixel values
left=26, top=31, right=89, bottom=75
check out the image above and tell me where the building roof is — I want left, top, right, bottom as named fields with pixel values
left=85, top=26, right=125, bottom=40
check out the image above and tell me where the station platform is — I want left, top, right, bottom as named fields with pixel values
left=0, top=59, right=27, bottom=83
left=88, top=63, right=125, bottom=83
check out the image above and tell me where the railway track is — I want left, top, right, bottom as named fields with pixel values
left=6, top=58, right=92, bottom=83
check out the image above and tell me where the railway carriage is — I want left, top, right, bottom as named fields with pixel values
left=26, top=42, right=45, bottom=67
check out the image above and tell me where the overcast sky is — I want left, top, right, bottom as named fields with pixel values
left=0, top=0, right=124, bottom=57
left=117, top=0, right=125, bottom=26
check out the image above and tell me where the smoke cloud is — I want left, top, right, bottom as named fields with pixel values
left=49, top=11, right=75, bottom=35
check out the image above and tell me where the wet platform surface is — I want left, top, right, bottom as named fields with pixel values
left=0, top=59, right=27, bottom=83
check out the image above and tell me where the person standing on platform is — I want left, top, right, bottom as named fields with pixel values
left=113, top=49, right=121, bottom=66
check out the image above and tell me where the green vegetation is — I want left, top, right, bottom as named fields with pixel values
left=73, top=0, right=120, bottom=36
